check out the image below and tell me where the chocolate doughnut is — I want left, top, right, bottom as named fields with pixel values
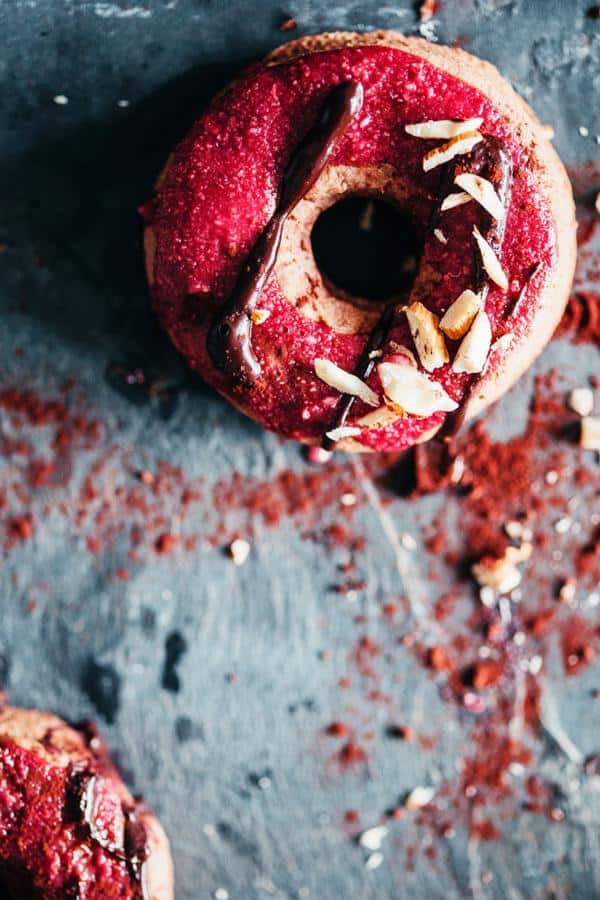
left=144, top=31, right=576, bottom=452
left=0, top=706, right=173, bottom=899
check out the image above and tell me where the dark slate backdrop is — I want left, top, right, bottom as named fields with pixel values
left=1, top=2, right=599, bottom=898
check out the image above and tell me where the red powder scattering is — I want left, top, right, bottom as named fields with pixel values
left=337, top=742, right=367, bottom=767
left=155, top=533, right=178, bottom=555
left=326, top=721, right=349, bottom=738
left=556, top=291, right=600, bottom=347
left=470, top=820, right=502, bottom=841
left=419, top=0, right=440, bottom=22
left=471, top=660, right=503, bottom=691
left=352, top=636, right=381, bottom=678
left=387, top=724, right=414, bottom=741
left=427, top=645, right=452, bottom=672
left=6, top=514, right=34, bottom=544
left=523, top=675, right=542, bottom=735
left=561, top=616, right=599, bottom=675
left=343, top=809, right=360, bottom=824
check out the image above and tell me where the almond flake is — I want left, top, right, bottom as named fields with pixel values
left=422, top=130, right=483, bottom=172
left=378, top=362, right=457, bottom=418
left=365, top=852, right=384, bottom=871
left=229, top=538, right=250, bottom=566
left=441, top=191, right=473, bottom=211
left=580, top=416, right=600, bottom=451
left=405, top=118, right=483, bottom=139
left=325, top=425, right=362, bottom=442
left=433, top=228, right=447, bottom=244
left=472, top=226, right=508, bottom=290
left=251, top=308, right=270, bottom=325
left=568, top=387, right=594, bottom=418
left=359, top=825, right=388, bottom=851
left=439, top=289, right=481, bottom=340
left=454, top=173, right=504, bottom=220
left=472, top=544, right=532, bottom=594
left=314, top=358, right=379, bottom=407
left=357, top=405, right=402, bottom=429
left=452, top=309, right=492, bottom=374
left=404, top=786, right=435, bottom=809
left=405, top=301, right=449, bottom=372
left=490, top=332, right=514, bottom=354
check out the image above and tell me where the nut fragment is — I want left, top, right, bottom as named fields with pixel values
left=404, top=786, right=435, bottom=809
left=358, top=825, right=388, bottom=851
left=422, top=131, right=483, bottom=172
left=440, top=191, right=473, bottom=211
left=433, top=228, right=447, bottom=244
left=568, top=387, right=594, bottom=418
left=405, top=301, right=449, bottom=372
left=405, top=118, right=483, bottom=139
left=439, top=289, right=481, bottom=340
left=580, top=416, right=600, bottom=451
left=229, top=538, right=250, bottom=566
left=454, top=173, right=504, bottom=220
left=378, top=361, right=457, bottom=417
left=357, top=405, right=402, bottom=429
left=472, top=226, right=509, bottom=290
left=490, top=332, right=514, bottom=354
left=452, top=309, right=492, bottom=374
left=472, top=544, right=532, bottom=594
left=314, top=358, right=379, bottom=407
left=251, top=309, right=270, bottom=325
left=325, top=425, right=362, bottom=442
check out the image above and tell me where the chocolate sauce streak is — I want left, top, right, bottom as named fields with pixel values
left=322, top=135, right=513, bottom=449
left=439, top=136, right=513, bottom=438
left=66, top=729, right=150, bottom=898
left=207, top=80, right=364, bottom=383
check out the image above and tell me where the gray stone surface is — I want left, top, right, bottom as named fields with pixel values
left=0, top=1, right=599, bottom=898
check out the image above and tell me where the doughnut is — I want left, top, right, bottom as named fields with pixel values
left=143, top=31, right=576, bottom=453
left=0, top=705, right=173, bottom=899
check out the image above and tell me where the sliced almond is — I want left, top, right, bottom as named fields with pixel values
left=357, top=404, right=402, bottom=429
left=325, top=425, right=362, bottom=442
left=568, top=387, right=594, bottom=418
left=433, top=228, right=447, bottom=244
left=439, top=289, right=481, bottom=340
left=580, top=416, right=600, bottom=451
left=472, top=544, right=531, bottom=594
left=405, top=118, right=483, bottom=140
left=490, top=332, right=514, bottom=354
left=473, top=226, right=509, bottom=290
left=441, top=191, right=473, bottom=211
left=423, top=130, right=483, bottom=172
left=251, top=308, right=270, bottom=325
left=405, top=301, right=449, bottom=372
left=452, top=309, right=492, bottom=374
left=454, top=173, right=504, bottom=220
left=314, top=358, right=379, bottom=407
left=378, top=362, right=458, bottom=417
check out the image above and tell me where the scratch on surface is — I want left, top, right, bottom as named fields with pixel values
left=352, top=459, right=443, bottom=640
left=540, top=688, right=584, bottom=764
left=467, top=837, right=486, bottom=900
left=93, top=3, right=152, bottom=18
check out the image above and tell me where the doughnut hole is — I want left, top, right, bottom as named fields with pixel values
left=310, top=195, right=420, bottom=304
left=274, top=164, right=425, bottom=334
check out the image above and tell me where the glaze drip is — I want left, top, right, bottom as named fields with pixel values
left=207, top=80, right=364, bottom=383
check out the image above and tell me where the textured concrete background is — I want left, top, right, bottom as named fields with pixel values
left=1, top=1, right=599, bottom=898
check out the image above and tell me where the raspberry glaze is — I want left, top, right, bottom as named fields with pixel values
left=0, top=729, right=148, bottom=898
left=146, top=44, right=556, bottom=451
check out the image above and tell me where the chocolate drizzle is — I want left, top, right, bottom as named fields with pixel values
left=322, top=134, right=513, bottom=449
left=207, top=80, right=364, bottom=383
left=65, top=723, right=150, bottom=897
